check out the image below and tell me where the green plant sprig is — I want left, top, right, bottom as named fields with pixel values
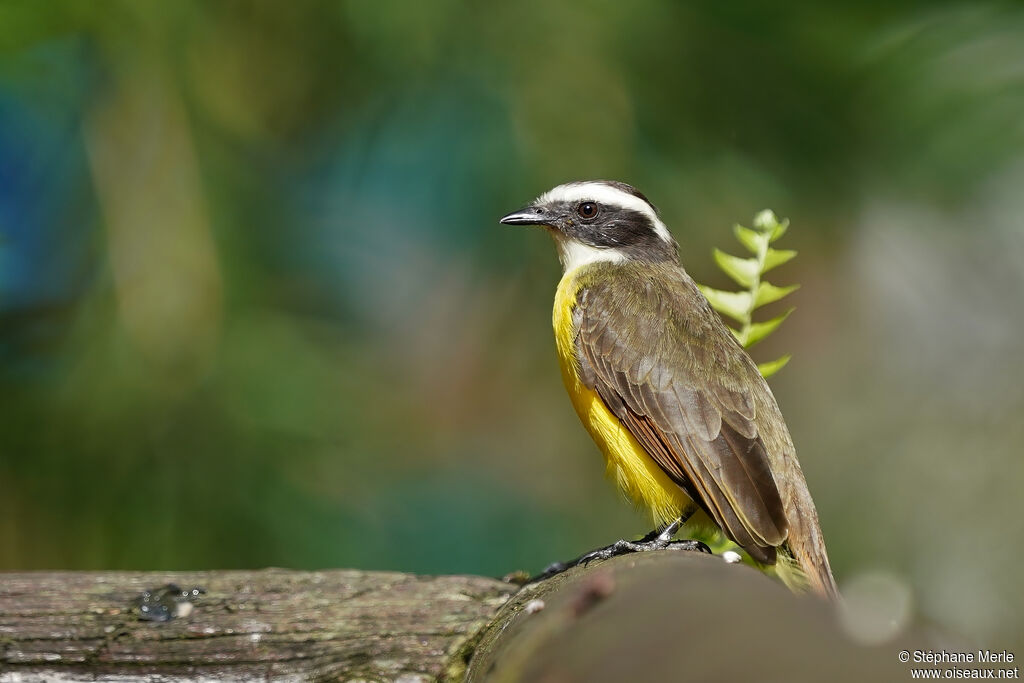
left=698, top=210, right=798, bottom=379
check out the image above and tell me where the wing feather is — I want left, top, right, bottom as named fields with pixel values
left=574, top=264, right=788, bottom=561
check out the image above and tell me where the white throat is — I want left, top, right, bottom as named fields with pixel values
left=552, top=233, right=626, bottom=273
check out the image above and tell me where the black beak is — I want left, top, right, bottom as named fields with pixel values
left=499, top=205, right=556, bottom=227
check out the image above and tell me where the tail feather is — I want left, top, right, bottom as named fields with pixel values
left=782, top=502, right=839, bottom=600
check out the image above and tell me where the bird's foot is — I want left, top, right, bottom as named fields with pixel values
left=575, top=536, right=709, bottom=566
left=528, top=524, right=710, bottom=584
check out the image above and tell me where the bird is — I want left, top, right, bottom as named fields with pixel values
left=500, top=180, right=838, bottom=599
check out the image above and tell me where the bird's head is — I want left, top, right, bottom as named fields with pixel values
left=500, top=180, right=679, bottom=270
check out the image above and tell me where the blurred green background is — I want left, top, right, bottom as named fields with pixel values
left=1, top=0, right=1022, bottom=651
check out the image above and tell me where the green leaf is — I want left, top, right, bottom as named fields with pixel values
left=699, top=285, right=752, bottom=323
left=763, top=248, right=797, bottom=272
left=745, top=308, right=794, bottom=347
left=758, top=354, right=791, bottom=378
left=733, top=224, right=767, bottom=254
left=770, top=218, right=790, bottom=242
left=754, top=281, right=799, bottom=308
left=752, top=209, right=778, bottom=230
left=697, top=209, right=799, bottom=378
left=713, top=249, right=759, bottom=288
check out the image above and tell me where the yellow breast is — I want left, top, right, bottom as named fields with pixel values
left=553, top=267, right=691, bottom=526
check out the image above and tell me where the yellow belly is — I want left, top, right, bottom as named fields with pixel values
left=553, top=267, right=691, bottom=526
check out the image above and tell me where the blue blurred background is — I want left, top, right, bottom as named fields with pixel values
left=1, top=0, right=1022, bottom=650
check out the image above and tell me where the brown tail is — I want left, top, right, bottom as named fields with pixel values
left=782, top=495, right=839, bottom=600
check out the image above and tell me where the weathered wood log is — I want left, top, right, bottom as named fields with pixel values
left=0, top=568, right=515, bottom=682
left=1, top=553, right=909, bottom=682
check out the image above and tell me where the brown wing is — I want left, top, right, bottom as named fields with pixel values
left=573, top=263, right=788, bottom=563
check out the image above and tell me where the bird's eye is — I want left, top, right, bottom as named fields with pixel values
left=577, top=202, right=598, bottom=219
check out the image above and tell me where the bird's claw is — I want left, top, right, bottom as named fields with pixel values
left=528, top=535, right=711, bottom=583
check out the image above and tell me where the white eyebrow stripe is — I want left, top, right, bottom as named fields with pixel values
left=537, top=181, right=674, bottom=245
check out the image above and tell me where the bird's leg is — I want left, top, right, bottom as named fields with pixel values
left=529, top=512, right=708, bottom=583
left=637, top=517, right=683, bottom=543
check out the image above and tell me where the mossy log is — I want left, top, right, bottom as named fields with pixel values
left=0, top=553, right=906, bottom=682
